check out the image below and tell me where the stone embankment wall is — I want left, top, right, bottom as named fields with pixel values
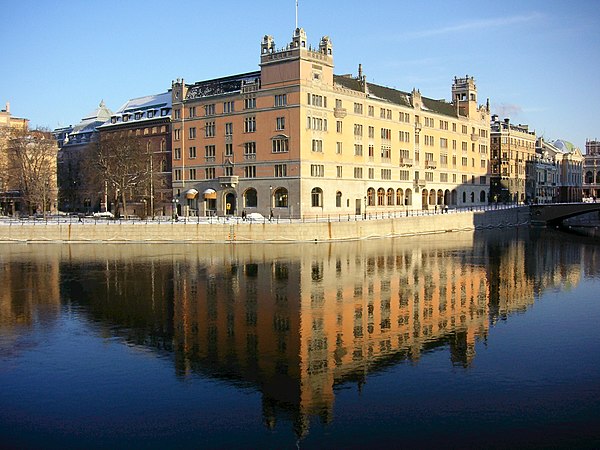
left=0, top=207, right=529, bottom=243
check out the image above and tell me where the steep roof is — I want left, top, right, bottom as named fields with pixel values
left=334, top=75, right=457, bottom=118
left=186, top=71, right=261, bottom=100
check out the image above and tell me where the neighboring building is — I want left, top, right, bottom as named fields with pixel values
left=54, top=101, right=112, bottom=212
left=583, top=139, right=600, bottom=199
left=98, top=92, right=172, bottom=217
left=528, top=142, right=559, bottom=204
left=1, top=102, right=31, bottom=215
left=536, top=138, right=583, bottom=203
left=490, top=116, right=537, bottom=203
left=171, top=28, right=491, bottom=218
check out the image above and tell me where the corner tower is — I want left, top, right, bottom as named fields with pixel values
left=260, top=28, right=334, bottom=88
left=452, top=75, right=478, bottom=118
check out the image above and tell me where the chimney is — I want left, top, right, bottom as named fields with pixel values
left=5, top=101, right=10, bottom=113
left=358, top=63, right=363, bottom=80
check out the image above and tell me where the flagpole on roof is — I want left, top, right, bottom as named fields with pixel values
left=295, top=0, right=298, bottom=29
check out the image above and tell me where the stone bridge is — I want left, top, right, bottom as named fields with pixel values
left=529, top=203, right=600, bottom=226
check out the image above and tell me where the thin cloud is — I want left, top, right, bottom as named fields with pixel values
left=493, top=103, right=523, bottom=118
left=403, top=12, right=543, bottom=39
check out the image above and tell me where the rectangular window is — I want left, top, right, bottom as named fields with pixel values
left=174, top=169, right=181, bottom=181
left=368, top=145, right=374, bottom=158
left=336, top=142, right=343, bottom=154
left=272, top=138, right=289, bottom=153
left=354, top=144, right=363, bottom=156
left=225, top=143, right=233, bottom=156
left=174, top=109, right=181, bottom=120
left=223, top=101, right=235, bottom=113
left=276, top=117, right=285, bottom=130
left=425, top=172, right=434, bottom=182
left=368, top=126, right=375, bottom=138
left=224, top=166, right=233, bottom=176
left=462, top=125, right=468, bottom=134
left=354, top=102, right=363, bottom=114
left=462, top=157, right=468, bottom=166
left=336, top=120, right=342, bottom=133
left=174, top=147, right=181, bottom=160
left=189, top=168, right=196, bottom=180
left=244, top=117, right=256, bottom=133
left=440, top=154, right=448, bottom=166
left=354, top=167, right=363, bottom=179
left=189, top=127, right=196, bottom=139
left=381, top=169, right=391, bottom=180
left=312, top=139, right=323, bottom=152
left=354, top=124, right=363, bottom=137
left=225, top=122, right=233, bottom=136
left=368, top=106, right=374, bottom=117
left=174, top=129, right=181, bottom=140
left=381, top=128, right=391, bottom=140
left=368, top=168, right=374, bottom=179
left=189, top=146, right=197, bottom=158
left=274, top=164, right=287, bottom=177
left=381, top=146, right=391, bottom=160
left=462, top=142, right=468, bottom=152
left=311, top=164, right=324, bottom=177
left=244, top=96, right=256, bottom=109
left=205, top=122, right=215, bottom=137
left=480, top=176, right=487, bottom=184
left=336, top=166, right=343, bottom=178
left=205, top=145, right=215, bottom=159
left=399, top=170, right=409, bottom=181
left=204, top=104, right=215, bottom=116
left=274, top=94, right=287, bottom=107
left=440, top=173, right=448, bottom=182
left=335, top=99, right=342, bottom=108
left=189, top=106, right=196, bottom=118
left=244, top=166, right=256, bottom=178
left=244, top=142, right=256, bottom=158
left=440, top=138, right=448, bottom=148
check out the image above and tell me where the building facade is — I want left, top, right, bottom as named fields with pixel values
left=171, top=29, right=491, bottom=218
left=536, top=138, right=583, bottom=203
left=54, top=101, right=113, bottom=212
left=98, top=92, right=172, bottom=217
left=583, top=139, right=600, bottom=199
left=528, top=141, right=560, bottom=203
left=1, top=102, right=30, bottom=215
left=490, top=116, right=537, bottom=203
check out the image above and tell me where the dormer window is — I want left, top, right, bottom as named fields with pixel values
left=123, top=115, right=129, bottom=122
left=161, top=108, right=168, bottom=116
left=111, top=117, right=117, bottom=124
left=134, top=112, right=142, bottom=120
left=147, top=110, right=154, bottom=118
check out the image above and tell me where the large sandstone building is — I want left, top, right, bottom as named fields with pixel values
left=170, top=29, right=491, bottom=218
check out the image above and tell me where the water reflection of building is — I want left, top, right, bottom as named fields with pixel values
left=173, top=237, right=492, bottom=436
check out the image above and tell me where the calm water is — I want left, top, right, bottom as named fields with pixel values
left=1, top=228, right=599, bottom=449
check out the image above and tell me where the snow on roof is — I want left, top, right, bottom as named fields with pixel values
left=115, top=91, right=172, bottom=114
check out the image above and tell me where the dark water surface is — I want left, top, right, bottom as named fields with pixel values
left=1, top=228, right=599, bottom=449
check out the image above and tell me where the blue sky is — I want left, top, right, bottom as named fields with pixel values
left=2, top=0, right=599, bottom=149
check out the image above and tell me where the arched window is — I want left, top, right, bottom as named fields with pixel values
left=451, top=189, right=457, bottom=205
left=244, top=188, right=257, bottom=208
left=396, top=188, right=404, bottom=206
left=422, top=190, right=428, bottom=207
left=437, top=189, right=444, bottom=205
left=387, top=188, right=394, bottom=205
left=274, top=188, right=288, bottom=207
left=462, top=191, right=466, bottom=203
left=429, top=189, right=436, bottom=205
left=480, top=190, right=486, bottom=202
left=367, top=188, right=375, bottom=206
left=311, top=187, right=323, bottom=207
left=405, top=189, right=412, bottom=206
left=444, top=189, right=451, bottom=205
left=470, top=192, right=475, bottom=203
left=596, top=171, right=600, bottom=183
left=336, top=191, right=342, bottom=207
left=585, top=171, right=594, bottom=184
left=377, top=188, right=385, bottom=205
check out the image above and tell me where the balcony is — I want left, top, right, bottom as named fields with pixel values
left=219, top=176, right=239, bottom=188
left=414, top=179, right=426, bottom=188
left=425, top=160, right=437, bottom=169
left=244, top=153, right=256, bottom=160
left=399, top=157, right=413, bottom=167
left=334, top=107, right=347, bottom=118
left=471, top=133, right=479, bottom=141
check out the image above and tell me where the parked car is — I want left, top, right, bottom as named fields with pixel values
left=246, top=212, right=265, bottom=222
left=92, top=211, right=115, bottom=218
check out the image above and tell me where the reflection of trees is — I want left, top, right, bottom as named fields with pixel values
left=1, top=229, right=594, bottom=438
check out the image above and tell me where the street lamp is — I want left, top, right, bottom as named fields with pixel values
left=172, top=198, right=179, bottom=220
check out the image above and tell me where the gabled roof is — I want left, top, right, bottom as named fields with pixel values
left=99, top=92, right=172, bottom=129
left=333, top=75, right=457, bottom=118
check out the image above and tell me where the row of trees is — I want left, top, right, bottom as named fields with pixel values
left=2, top=127, right=158, bottom=218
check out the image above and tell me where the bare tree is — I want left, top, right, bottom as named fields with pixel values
left=91, top=134, right=151, bottom=218
left=7, top=128, right=58, bottom=216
